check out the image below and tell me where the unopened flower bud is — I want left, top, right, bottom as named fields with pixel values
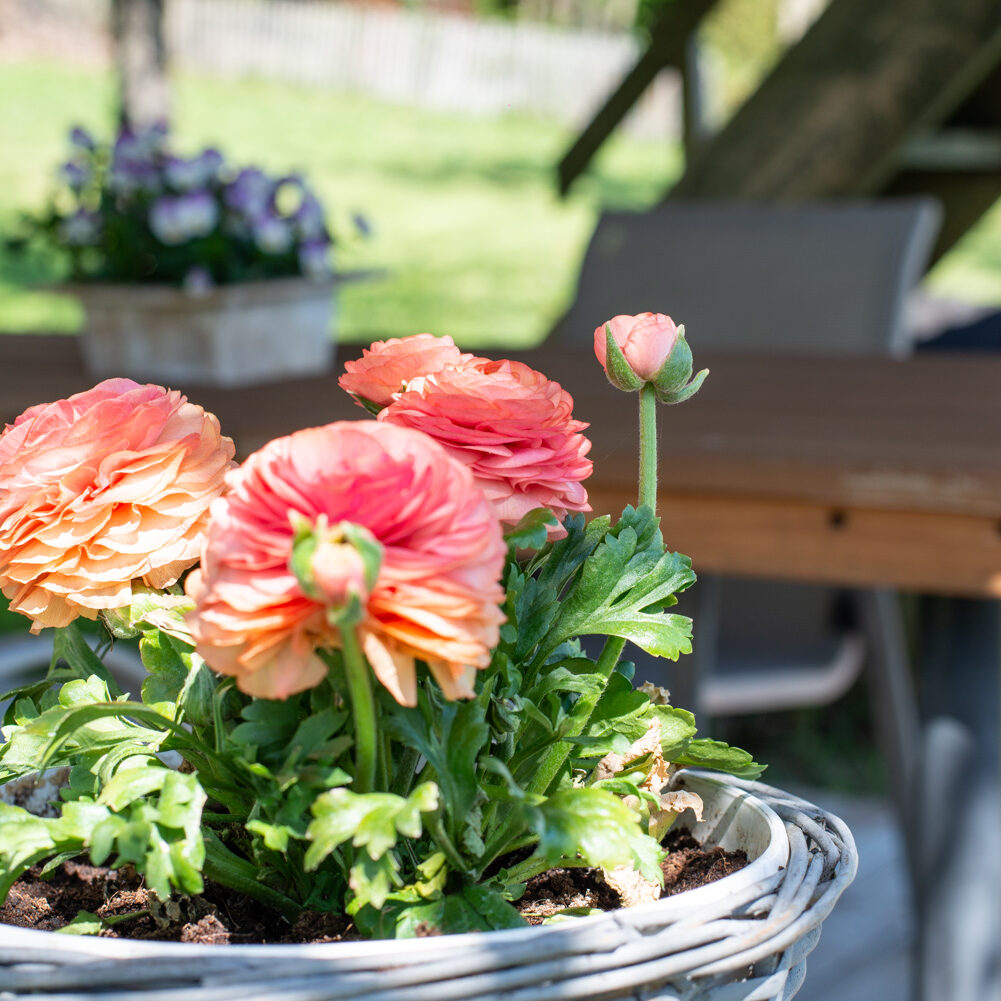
left=594, top=312, right=708, bottom=404
left=288, top=514, right=383, bottom=626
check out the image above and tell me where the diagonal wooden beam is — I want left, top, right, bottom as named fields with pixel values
left=557, top=0, right=718, bottom=196
left=666, top=0, right=1001, bottom=201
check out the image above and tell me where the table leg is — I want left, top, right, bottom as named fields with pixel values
left=915, top=597, right=1001, bottom=1001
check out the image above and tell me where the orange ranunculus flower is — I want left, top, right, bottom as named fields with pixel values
left=0, top=379, right=235, bottom=632
left=379, top=358, right=592, bottom=532
left=185, top=421, right=506, bottom=705
left=338, top=333, right=478, bottom=411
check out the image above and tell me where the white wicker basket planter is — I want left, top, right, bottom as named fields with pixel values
left=73, top=277, right=336, bottom=388
left=0, top=772, right=857, bottom=1001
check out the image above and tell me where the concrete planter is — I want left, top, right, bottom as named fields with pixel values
left=74, top=277, right=336, bottom=388
left=0, top=771, right=857, bottom=1001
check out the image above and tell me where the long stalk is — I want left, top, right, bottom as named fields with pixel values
left=202, top=832, right=301, bottom=923
left=340, top=627, right=378, bottom=793
left=638, top=382, right=658, bottom=511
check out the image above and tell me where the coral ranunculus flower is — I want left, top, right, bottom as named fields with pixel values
left=379, top=359, right=592, bottom=531
left=185, top=421, right=506, bottom=705
left=594, top=312, right=680, bottom=384
left=338, top=333, right=478, bottom=411
left=0, top=379, right=235, bottom=632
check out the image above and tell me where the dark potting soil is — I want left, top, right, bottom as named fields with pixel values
left=659, top=828, right=748, bottom=896
left=1, top=830, right=747, bottom=943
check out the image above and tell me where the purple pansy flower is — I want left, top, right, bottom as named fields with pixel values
left=69, top=126, right=96, bottom=151
left=252, top=212, right=293, bottom=255
left=293, top=191, right=327, bottom=241
left=150, top=192, right=219, bottom=245
left=59, top=161, right=90, bottom=192
left=165, top=149, right=224, bottom=191
left=298, top=238, right=332, bottom=280
left=224, top=168, right=273, bottom=218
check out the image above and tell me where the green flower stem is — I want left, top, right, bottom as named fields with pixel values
left=203, top=832, right=301, bottom=923
left=341, top=627, right=379, bottom=794
left=481, top=634, right=626, bottom=870
left=426, top=809, right=472, bottom=878
left=638, top=382, right=658, bottom=512
left=390, top=744, right=421, bottom=798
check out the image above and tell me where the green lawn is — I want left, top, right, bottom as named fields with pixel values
left=4, top=59, right=1001, bottom=349
left=0, top=60, right=681, bottom=349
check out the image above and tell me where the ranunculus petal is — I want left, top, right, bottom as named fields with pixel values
left=378, top=355, right=592, bottom=534
left=186, top=421, right=506, bottom=704
left=338, top=334, right=479, bottom=410
left=0, top=379, right=235, bottom=632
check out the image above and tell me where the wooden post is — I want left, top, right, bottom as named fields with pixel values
left=111, top=0, right=171, bottom=131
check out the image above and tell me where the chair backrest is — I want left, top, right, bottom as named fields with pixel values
left=554, top=199, right=942, bottom=358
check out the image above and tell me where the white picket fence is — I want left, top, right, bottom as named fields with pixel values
left=165, top=0, right=681, bottom=136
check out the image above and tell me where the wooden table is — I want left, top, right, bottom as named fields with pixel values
left=4, top=335, right=1001, bottom=598
left=3, top=334, right=1000, bottom=999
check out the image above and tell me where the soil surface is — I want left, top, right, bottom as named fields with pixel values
left=660, top=828, right=748, bottom=896
left=2, top=829, right=747, bottom=943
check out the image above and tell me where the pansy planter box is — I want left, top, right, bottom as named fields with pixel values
left=0, top=771, right=857, bottom=1001
left=73, top=277, right=337, bottom=388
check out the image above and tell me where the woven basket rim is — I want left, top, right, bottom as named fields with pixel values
left=0, top=771, right=846, bottom=960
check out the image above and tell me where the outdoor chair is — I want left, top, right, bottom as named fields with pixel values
left=552, top=198, right=942, bottom=841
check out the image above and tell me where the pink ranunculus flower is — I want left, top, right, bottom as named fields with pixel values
left=338, top=333, right=479, bottom=412
left=379, top=358, right=592, bottom=532
left=185, top=421, right=506, bottom=706
left=594, top=312, right=681, bottom=385
left=0, top=379, right=235, bottom=632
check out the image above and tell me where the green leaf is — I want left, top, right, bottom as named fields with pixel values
left=139, top=631, right=215, bottom=727
left=348, top=852, right=400, bottom=911
left=652, top=705, right=698, bottom=759
left=282, top=708, right=350, bottom=770
left=52, top=623, right=124, bottom=698
left=229, top=698, right=301, bottom=749
left=459, top=882, right=526, bottom=930
left=549, top=510, right=696, bottom=660
left=504, top=508, right=559, bottom=550
left=674, top=739, right=765, bottom=779
left=55, top=910, right=104, bottom=935
left=305, top=783, right=439, bottom=869
left=246, top=820, right=295, bottom=852
left=528, top=664, right=605, bottom=703
left=385, top=694, right=488, bottom=846
left=0, top=803, right=60, bottom=900
left=531, top=787, right=664, bottom=884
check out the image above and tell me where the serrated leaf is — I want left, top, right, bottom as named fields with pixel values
left=385, top=694, right=488, bottom=846
left=229, top=699, right=301, bottom=749
left=528, top=665, right=605, bottom=703
left=546, top=508, right=696, bottom=661
left=246, top=820, right=294, bottom=852
left=348, top=851, right=400, bottom=910
left=531, top=787, right=664, bottom=884
left=504, top=508, right=558, bottom=550
left=305, top=783, right=439, bottom=869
